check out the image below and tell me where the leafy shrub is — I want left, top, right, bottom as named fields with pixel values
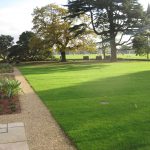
left=0, top=78, right=21, bottom=98
left=0, top=63, right=13, bottom=73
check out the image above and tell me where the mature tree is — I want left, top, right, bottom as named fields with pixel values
left=8, top=31, right=51, bottom=61
left=145, top=3, right=150, bottom=27
left=132, top=4, right=150, bottom=59
left=8, top=45, right=21, bottom=62
left=28, top=36, right=51, bottom=60
left=32, top=4, right=96, bottom=62
left=67, top=0, right=144, bottom=61
left=0, top=35, right=14, bottom=61
left=16, top=31, right=35, bottom=61
left=132, top=34, right=150, bottom=59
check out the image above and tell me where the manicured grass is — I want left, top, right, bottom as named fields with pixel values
left=55, top=54, right=97, bottom=59
left=54, top=54, right=149, bottom=60
left=118, top=54, right=149, bottom=60
left=19, top=62, right=150, bottom=150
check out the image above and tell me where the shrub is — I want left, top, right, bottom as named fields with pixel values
left=0, top=78, right=21, bottom=98
left=83, top=56, right=89, bottom=60
left=0, top=63, right=13, bottom=73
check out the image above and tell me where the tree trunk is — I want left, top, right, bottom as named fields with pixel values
left=60, top=51, right=66, bottom=62
left=147, top=53, right=149, bottom=59
left=110, top=37, right=117, bottom=62
left=102, top=48, right=106, bottom=59
left=101, top=39, right=106, bottom=59
left=107, top=5, right=117, bottom=62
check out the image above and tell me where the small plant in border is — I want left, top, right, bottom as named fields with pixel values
left=0, top=78, right=21, bottom=98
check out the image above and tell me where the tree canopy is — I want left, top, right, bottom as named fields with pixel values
left=132, top=34, right=150, bottom=59
left=0, top=35, right=14, bottom=62
left=32, top=4, right=96, bottom=62
left=8, top=31, right=51, bottom=62
left=132, top=4, right=150, bottom=59
left=67, top=0, right=144, bottom=61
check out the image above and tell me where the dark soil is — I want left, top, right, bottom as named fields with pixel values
left=0, top=96, right=21, bottom=115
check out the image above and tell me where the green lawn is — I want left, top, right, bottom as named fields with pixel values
left=55, top=54, right=97, bottom=59
left=19, top=62, right=150, bottom=150
left=118, top=54, right=149, bottom=60
left=54, top=54, right=149, bottom=60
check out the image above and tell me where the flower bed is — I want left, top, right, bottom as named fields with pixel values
left=0, top=66, right=21, bottom=115
left=0, top=96, right=20, bottom=115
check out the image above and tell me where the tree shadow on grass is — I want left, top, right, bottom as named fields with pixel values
left=27, top=70, right=150, bottom=150
left=37, top=70, right=150, bottom=102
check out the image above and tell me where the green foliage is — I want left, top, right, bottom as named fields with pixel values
left=32, top=4, right=96, bottom=62
left=0, top=78, right=21, bottom=98
left=133, top=34, right=150, bottom=59
left=132, top=4, right=150, bottom=59
left=145, top=4, right=150, bottom=27
left=28, top=35, right=51, bottom=60
left=8, top=45, right=22, bottom=62
left=0, top=35, right=14, bottom=61
left=20, top=62, right=150, bottom=150
left=67, top=0, right=144, bottom=61
left=0, top=63, right=13, bottom=73
left=16, top=31, right=35, bottom=61
left=8, top=31, right=35, bottom=62
left=8, top=31, right=51, bottom=62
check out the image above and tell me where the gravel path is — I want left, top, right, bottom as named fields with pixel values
left=0, top=68, right=76, bottom=150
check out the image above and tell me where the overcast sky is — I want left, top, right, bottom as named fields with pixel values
left=0, top=0, right=149, bottom=42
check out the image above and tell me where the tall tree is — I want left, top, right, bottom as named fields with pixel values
left=0, top=35, right=14, bottom=62
left=28, top=35, right=51, bottom=60
left=67, top=0, right=144, bottom=61
left=32, top=4, right=96, bottom=62
left=16, top=31, right=35, bottom=61
left=8, top=31, right=51, bottom=61
left=132, top=3, right=150, bottom=59
left=8, top=45, right=21, bottom=62
left=132, top=34, right=150, bottom=59
left=147, top=3, right=150, bottom=15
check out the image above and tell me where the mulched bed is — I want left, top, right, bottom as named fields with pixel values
left=0, top=71, right=21, bottom=115
left=0, top=96, right=21, bottom=115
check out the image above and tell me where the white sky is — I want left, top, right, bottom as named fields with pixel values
left=0, top=0, right=67, bottom=42
left=0, top=0, right=149, bottom=42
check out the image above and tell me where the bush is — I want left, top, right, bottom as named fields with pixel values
left=0, top=63, right=13, bottom=73
left=0, top=78, right=21, bottom=98
left=83, top=56, right=89, bottom=60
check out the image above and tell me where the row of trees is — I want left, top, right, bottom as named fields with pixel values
left=0, top=4, right=96, bottom=62
left=0, top=31, right=51, bottom=62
